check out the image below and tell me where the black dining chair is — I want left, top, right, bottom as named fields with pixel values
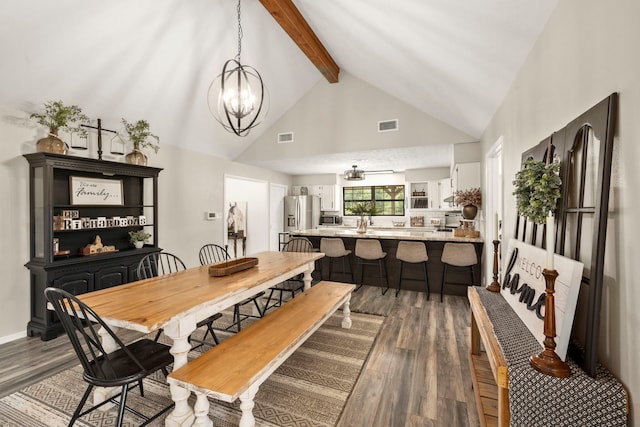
left=264, top=237, right=314, bottom=311
left=137, top=252, right=222, bottom=348
left=44, top=287, right=174, bottom=427
left=198, top=244, right=265, bottom=332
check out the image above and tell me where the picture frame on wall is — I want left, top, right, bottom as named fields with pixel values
left=70, top=176, right=124, bottom=205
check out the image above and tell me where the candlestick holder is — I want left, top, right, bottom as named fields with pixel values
left=530, top=268, right=571, bottom=378
left=487, top=239, right=501, bottom=292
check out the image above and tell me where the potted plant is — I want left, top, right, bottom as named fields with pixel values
left=121, top=119, right=159, bottom=165
left=512, top=159, right=561, bottom=224
left=346, top=201, right=379, bottom=233
left=454, top=187, right=482, bottom=219
left=30, top=100, right=89, bottom=155
left=128, top=230, right=152, bottom=249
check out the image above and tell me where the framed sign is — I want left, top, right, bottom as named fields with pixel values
left=502, top=239, right=584, bottom=360
left=70, top=177, right=123, bottom=205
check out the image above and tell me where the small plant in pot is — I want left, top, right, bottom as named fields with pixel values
left=455, top=187, right=482, bottom=219
left=129, top=230, right=152, bottom=249
left=30, top=100, right=89, bottom=155
left=121, top=119, right=159, bottom=165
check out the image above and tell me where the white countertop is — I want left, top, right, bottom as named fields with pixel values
left=292, top=227, right=483, bottom=243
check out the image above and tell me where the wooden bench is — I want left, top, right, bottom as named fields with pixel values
left=468, top=287, right=509, bottom=427
left=167, top=280, right=356, bottom=427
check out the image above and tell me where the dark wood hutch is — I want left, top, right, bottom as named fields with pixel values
left=24, top=153, right=162, bottom=340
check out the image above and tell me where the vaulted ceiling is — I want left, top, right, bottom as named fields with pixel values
left=0, top=0, right=558, bottom=174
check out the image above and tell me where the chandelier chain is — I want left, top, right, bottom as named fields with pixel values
left=236, top=0, right=243, bottom=61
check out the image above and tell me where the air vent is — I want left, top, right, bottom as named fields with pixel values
left=378, top=119, right=399, bottom=132
left=277, top=132, right=294, bottom=143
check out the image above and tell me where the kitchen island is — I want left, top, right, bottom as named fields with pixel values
left=290, top=227, right=484, bottom=296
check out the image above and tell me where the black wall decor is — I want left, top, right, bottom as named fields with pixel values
left=514, top=93, right=618, bottom=377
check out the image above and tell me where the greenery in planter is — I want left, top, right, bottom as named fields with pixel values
left=345, top=201, right=380, bottom=216
left=30, top=100, right=89, bottom=137
left=121, top=119, right=160, bottom=153
left=512, top=159, right=562, bottom=224
left=454, top=187, right=482, bottom=207
left=128, top=230, right=152, bottom=244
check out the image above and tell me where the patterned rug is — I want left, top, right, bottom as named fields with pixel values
left=0, top=311, right=384, bottom=427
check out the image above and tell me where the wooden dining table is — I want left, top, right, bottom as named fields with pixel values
left=77, top=250, right=324, bottom=427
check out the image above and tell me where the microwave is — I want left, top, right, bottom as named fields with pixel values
left=320, top=215, right=341, bottom=225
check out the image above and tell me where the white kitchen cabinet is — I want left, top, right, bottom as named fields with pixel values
left=320, top=185, right=339, bottom=211
left=452, top=162, right=480, bottom=197
left=428, top=181, right=440, bottom=209
left=439, top=177, right=453, bottom=208
left=409, top=182, right=429, bottom=209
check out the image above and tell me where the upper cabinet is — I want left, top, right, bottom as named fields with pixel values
left=452, top=162, right=481, bottom=199
left=290, top=184, right=339, bottom=211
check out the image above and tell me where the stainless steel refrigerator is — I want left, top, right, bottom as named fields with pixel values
left=284, top=195, right=320, bottom=232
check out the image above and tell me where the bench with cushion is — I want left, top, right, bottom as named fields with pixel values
left=167, top=280, right=356, bottom=427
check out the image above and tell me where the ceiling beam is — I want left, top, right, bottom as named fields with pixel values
left=259, top=0, right=339, bottom=83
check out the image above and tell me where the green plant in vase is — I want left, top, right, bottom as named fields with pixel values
left=30, top=100, right=89, bottom=155
left=121, top=119, right=159, bottom=165
left=128, top=230, right=152, bottom=249
left=346, top=201, right=379, bottom=233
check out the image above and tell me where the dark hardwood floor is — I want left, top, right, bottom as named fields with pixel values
left=0, top=285, right=480, bottom=427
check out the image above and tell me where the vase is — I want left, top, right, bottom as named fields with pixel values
left=462, top=205, right=478, bottom=220
left=356, top=216, right=368, bottom=234
left=133, top=241, right=144, bottom=249
left=125, top=149, right=148, bottom=166
left=36, top=133, right=68, bottom=155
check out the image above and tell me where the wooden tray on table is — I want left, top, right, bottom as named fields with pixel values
left=208, top=257, right=259, bottom=277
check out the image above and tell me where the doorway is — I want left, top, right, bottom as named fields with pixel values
left=269, top=183, right=287, bottom=251
left=485, top=137, right=503, bottom=286
left=223, top=175, right=269, bottom=256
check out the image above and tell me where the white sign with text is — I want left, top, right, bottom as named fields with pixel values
left=70, top=177, right=123, bottom=205
left=502, top=239, right=583, bottom=360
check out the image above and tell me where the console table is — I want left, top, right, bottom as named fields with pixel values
left=468, top=287, right=628, bottom=426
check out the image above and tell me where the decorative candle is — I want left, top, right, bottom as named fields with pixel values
left=494, top=213, right=499, bottom=240
left=546, top=212, right=555, bottom=270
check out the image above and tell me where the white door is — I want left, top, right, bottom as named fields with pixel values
left=269, top=183, right=287, bottom=251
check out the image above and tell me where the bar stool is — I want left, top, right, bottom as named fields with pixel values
left=440, top=242, right=478, bottom=302
left=320, top=238, right=354, bottom=283
left=396, top=241, right=429, bottom=298
left=355, top=239, right=390, bottom=295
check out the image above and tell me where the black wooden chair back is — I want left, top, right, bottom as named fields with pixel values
left=199, top=244, right=230, bottom=265
left=44, top=287, right=173, bottom=426
left=137, top=252, right=186, bottom=279
left=282, top=237, right=314, bottom=253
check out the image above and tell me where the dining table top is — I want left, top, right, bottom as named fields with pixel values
left=78, top=251, right=324, bottom=334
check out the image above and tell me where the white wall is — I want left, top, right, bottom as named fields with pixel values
left=0, top=106, right=292, bottom=341
left=480, top=0, right=640, bottom=423
left=236, top=72, right=476, bottom=165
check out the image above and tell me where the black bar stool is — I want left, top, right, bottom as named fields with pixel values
left=320, top=237, right=354, bottom=282
left=440, top=242, right=478, bottom=302
left=355, top=239, right=390, bottom=295
left=396, top=241, right=429, bottom=298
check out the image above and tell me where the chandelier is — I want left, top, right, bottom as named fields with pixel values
left=208, top=0, right=267, bottom=137
left=344, top=165, right=365, bottom=181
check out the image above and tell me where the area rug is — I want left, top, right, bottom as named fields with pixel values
left=0, top=311, right=384, bottom=427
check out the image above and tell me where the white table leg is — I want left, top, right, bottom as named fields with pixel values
left=303, top=261, right=314, bottom=290
left=239, top=385, right=258, bottom=427
left=164, top=317, right=197, bottom=427
left=94, top=325, right=119, bottom=409
left=341, top=294, right=352, bottom=329
left=193, top=392, right=213, bottom=427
